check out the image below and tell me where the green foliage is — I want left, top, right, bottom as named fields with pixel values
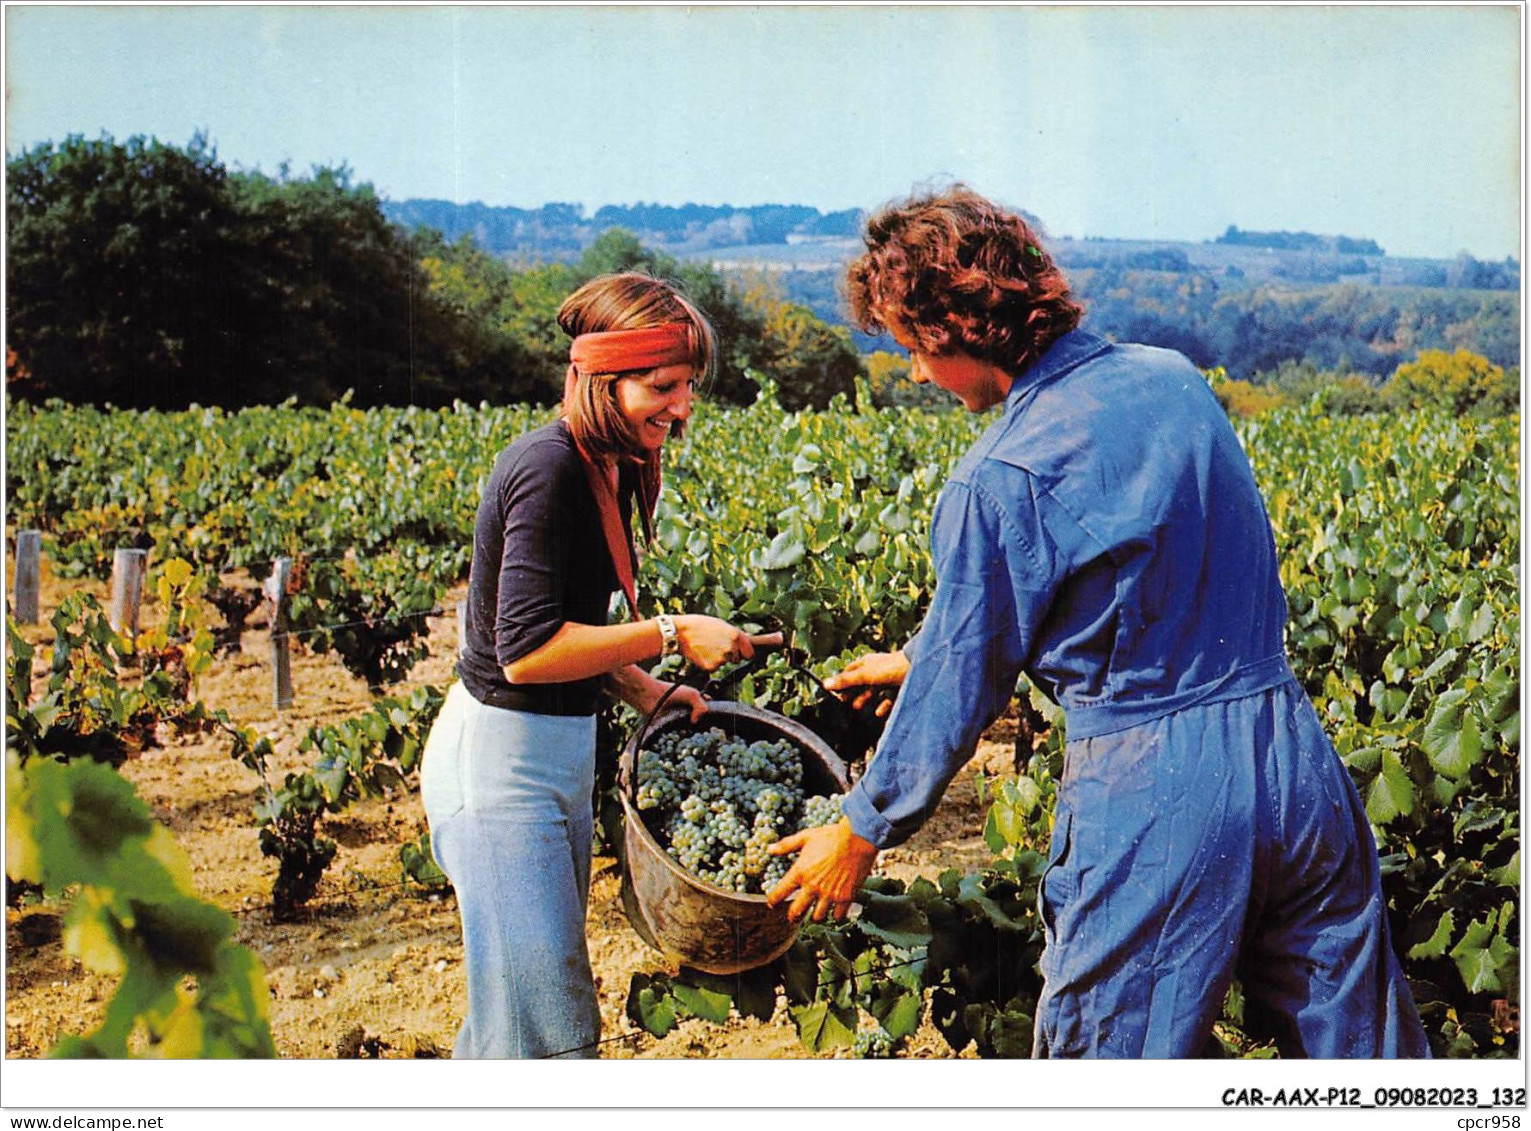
left=1073, top=268, right=1519, bottom=379
left=1206, top=367, right=1290, bottom=417
left=287, top=553, right=441, bottom=690
left=253, top=686, right=444, bottom=918
left=11, top=382, right=1518, bottom=1056
left=1242, top=405, right=1519, bottom=1055
left=1384, top=349, right=1517, bottom=418
left=742, top=284, right=863, bottom=411
left=6, top=133, right=513, bottom=408
left=5, top=581, right=223, bottom=767
left=626, top=865, right=1046, bottom=1058
left=6, top=132, right=240, bottom=407
left=399, top=832, right=450, bottom=893
left=6, top=751, right=275, bottom=1057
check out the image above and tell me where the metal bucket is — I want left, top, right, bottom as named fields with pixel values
left=618, top=700, right=851, bottom=975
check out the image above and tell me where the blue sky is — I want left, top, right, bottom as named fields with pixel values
left=3, top=4, right=1522, bottom=260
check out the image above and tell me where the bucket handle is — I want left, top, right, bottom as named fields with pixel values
left=622, top=631, right=785, bottom=795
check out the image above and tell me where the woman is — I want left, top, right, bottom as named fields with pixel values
left=767, top=186, right=1428, bottom=1057
left=421, top=272, right=760, bottom=1059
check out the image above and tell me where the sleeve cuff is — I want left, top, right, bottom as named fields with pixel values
left=841, top=781, right=897, bottom=850
left=495, top=618, right=564, bottom=668
left=901, top=627, right=924, bottom=665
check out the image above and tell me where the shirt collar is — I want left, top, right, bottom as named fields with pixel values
left=1005, top=328, right=1111, bottom=403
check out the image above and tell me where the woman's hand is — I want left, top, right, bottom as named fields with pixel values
left=661, top=683, right=709, bottom=723
left=673, top=615, right=775, bottom=672
left=765, top=818, right=879, bottom=922
left=610, top=666, right=709, bottom=722
left=822, top=650, right=910, bottom=718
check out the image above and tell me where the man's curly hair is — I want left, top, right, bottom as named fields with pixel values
left=845, top=185, right=1083, bottom=377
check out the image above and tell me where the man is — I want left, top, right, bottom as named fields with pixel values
left=766, top=185, right=1428, bottom=1058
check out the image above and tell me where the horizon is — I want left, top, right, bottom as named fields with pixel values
left=3, top=4, right=1522, bottom=261
left=379, top=195, right=1513, bottom=262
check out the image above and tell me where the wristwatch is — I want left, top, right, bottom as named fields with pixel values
left=655, top=613, right=680, bottom=658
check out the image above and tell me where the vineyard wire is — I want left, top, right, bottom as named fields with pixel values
left=226, top=875, right=443, bottom=918
left=214, top=551, right=355, bottom=576
left=281, top=606, right=445, bottom=640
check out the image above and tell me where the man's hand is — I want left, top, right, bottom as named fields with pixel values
left=765, top=818, right=879, bottom=922
left=822, top=650, right=910, bottom=719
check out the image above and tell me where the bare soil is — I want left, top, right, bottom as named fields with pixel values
left=5, top=563, right=1019, bottom=1060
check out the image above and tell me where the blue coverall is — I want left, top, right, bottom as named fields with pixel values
left=840, top=329, right=1430, bottom=1058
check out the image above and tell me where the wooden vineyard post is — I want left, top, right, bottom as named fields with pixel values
left=12, top=530, right=41, bottom=623
left=457, top=599, right=467, bottom=658
left=264, top=556, right=294, bottom=711
left=108, top=548, right=148, bottom=645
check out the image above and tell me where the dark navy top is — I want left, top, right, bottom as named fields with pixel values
left=841, top=329, right=1292, bottom=848
left=457, top=419, right=629, bottom=716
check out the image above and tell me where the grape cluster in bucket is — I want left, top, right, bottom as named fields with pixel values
left=635, top=727, right=844, bottom=895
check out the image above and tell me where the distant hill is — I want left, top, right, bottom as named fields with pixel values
left=381, top=198, right=864, bottom=261
left=380, top=198, right=1520, bottom=378
left=382, top=197, right=1518, bottom=292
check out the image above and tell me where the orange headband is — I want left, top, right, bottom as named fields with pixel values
left=568, top=323, right=694, bottom=374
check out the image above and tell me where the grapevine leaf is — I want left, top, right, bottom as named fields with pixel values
left=626, top=974, right=679, bottom=1038
left=205, top=947, right=278, bottom=1057
left=370, top=763, right=405, bottom=795
left=1491, top=851, right=1520, bottom=888
left=1449, top=917, right=1515, bottom=995
left=966, top=1003, right=1035, bottom=1058
left=870, top=984, right=923, bottom=1040
left=5, top=756, right=42, bottom=884
left=1343, top=746, right=1383, bottom=774
left=160, top=558, right=194, bottom=589
left=761, top=531, right=806, bottom=572
left=154, top=1003, right=207, bottom=1058
left=1364, top=750, right=1416, bottom=825
left=955, top=871, right=1027, bottom=933
left=132, top=896, right=234, bottom=978
left=790, top=999, right=857, bottom=1053
left=62, top=890, right=128, bottom=977
left=1445, top=594, right=1475, bottom=634
left=818, top=956, right=855, bottom=1010
left=1407, top=911, right=1455, bottom=960
left=1454, top=802, right=1506, bottom=839
left=1467, top=602, right=1496, bottom=644
left=1418, top=648, right=1460, bottom=685
left=313, top=759, right=350, bottom=804
left=982, top=807, right=1008, bottom=856
left=141, top=825, right=197, bottom=896
left=672, top=981, right=732, bottom=1024
left=781, top=939, right=820, bottom=1005
left=854, top=889, right=933, bottom=950
left=1431, top=775, right=1465, bottom=808
left=1422, top=688, right=1483, bottom=780
left=729, top=966, right=779, bottom=1022
left=1011, top=774, right=1042, bottom=815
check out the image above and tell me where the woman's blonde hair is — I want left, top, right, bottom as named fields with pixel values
left=558, top=272, right=716, bottom=460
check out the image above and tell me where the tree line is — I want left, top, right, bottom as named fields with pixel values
left=384, top=198, right=864, bottom=260
left=1045, top=266, right=1518, bottom=380
left=1215, top=224, right=1384, bottom=256
left=5, top=134, right=862, bottom=412
left=6, top=133, right=1518, bottom=415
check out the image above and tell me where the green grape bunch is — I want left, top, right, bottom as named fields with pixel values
left=634, top=727, right=844, bottom=895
